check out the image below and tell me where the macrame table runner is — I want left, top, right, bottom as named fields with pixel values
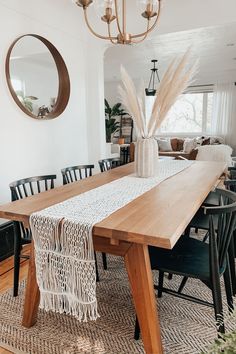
left=30, top=160, right=193, bottom=322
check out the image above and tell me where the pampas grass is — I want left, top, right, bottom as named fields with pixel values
left=118, top=50, right=197, bottom=138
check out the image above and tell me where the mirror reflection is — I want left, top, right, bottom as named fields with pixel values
left=9, top=36, right=59, bottom=118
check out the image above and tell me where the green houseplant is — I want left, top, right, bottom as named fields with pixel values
left=203, top=310, right=236, bottom=354
left=16, top=91, right=38, bottom=113
left=104, top=99, right=126, bottom=143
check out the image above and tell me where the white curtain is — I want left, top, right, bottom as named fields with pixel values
left=211, top=82, right=236, bottom=154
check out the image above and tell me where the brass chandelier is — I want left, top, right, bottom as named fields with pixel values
left=74, top=0, right=162, bottom=45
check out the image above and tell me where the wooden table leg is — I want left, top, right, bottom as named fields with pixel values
left=125, top=243, right=163, bottom=354
left=22, top=241, right=40, bottom=328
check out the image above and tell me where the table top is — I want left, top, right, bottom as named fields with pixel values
left=0, top=161, right=225, bottom=249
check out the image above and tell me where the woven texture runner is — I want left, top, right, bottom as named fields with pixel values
left=30, top=160, right=193, bottom=322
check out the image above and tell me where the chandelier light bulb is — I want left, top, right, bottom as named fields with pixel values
left=74, top=0, right=162, bottom=45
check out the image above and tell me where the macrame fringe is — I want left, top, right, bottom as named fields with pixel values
left=39, top=292, right=99, bottom=322
left=30, top=215, right=98, bottom=322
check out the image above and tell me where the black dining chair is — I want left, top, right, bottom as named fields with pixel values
left=9, top=175, right=57, bottom=296
left=187, top=178, right=236, bottom=295
left=61, top=164, right=107, bottom=277
left=135, top=188, right=236, bottom=339
left=98, top=158, right=121, bottom=172
left=229, top=166, right=236, bottom=179
left=97, top=158, right=121, bottom=269
left=61, top=165, right=94, bottom=185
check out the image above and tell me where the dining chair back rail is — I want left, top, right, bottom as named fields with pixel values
left=9, top=174, right=57, bottom=296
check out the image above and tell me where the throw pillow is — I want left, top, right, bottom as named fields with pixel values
left=177, top=139, right=184, bottom=151
left=210, top=136, right=224, bottom=145
left=170, top=138, right=178, bottom=151
left=188, top=148, right=198, bottom=160
left=196, top=145, right=233, bottom=167
left=202, top=137, right=211, bottom=146
left=156, top=138, right=173, bottom=152
left=183, top=138, right=197, bottom=153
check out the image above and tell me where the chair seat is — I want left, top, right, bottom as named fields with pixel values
left=189, top=207, right=218, bottom=230
left=149, top=237, right=225, bottom=281
left=203, top=191, right=220, bottom=206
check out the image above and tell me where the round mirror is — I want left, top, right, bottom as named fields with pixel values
left=6, top=34, right=70, bottom=119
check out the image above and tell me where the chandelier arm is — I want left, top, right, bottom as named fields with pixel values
left=131, top=0, right=161, bottom=40
left=114, top=0, right=123, bottom=35
left=83, top=8, right=116, bottom=40
left=108, top=23, right=118, bottom=44
left=122, top=0, right=126, bottom=35
left=131, top=20, right=150, bottom=44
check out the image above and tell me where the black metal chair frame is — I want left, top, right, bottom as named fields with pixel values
left=61, top=164, right=94, bottom=185
left=98, top=158, right=121, bottom=173
left=135, top=188, right=236, bottom=339
left=10, top=175, right=57, bottom=296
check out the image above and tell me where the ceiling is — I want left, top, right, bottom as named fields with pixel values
left=104, top=22, right=236, bottom=85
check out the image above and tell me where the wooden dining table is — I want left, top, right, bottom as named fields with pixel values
left=0, top=161, right=226, bottom=354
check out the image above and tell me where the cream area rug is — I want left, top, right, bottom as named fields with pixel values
left=0, top=245, right=235, bottom=354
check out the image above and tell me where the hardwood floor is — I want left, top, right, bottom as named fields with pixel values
left=0, top=247, right=29, bottom=354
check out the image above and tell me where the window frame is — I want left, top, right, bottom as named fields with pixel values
left=152, top=86, right=214, bottom=137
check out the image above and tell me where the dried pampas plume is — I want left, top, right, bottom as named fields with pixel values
left=118, top=50, right=198, bottom=138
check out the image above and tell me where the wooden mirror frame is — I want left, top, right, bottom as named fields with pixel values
left=5, top=34, right=70, bottom=120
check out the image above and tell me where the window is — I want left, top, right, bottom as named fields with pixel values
left=146, top=89, right=213, bottom=135
left=11, top=78, right=24, bottom=94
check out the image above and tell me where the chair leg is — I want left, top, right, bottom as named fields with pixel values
left=178, top=276, right=189, bottom=293
left=13, top=225, right=22, bottom=297
left=223, top=264, right=234, bottom=314
left=94, top=252, right=99, bottom=282
left=211, top=275, right=225, bottom=334
left=158, top=271, right=164, bottom=298
left=184, top=226, right=191, bottom=237
left=203, top=231, right=209, bottom=243
left=228, top=238, right=236, bottom=296
left=134, top=315, right=140, bottom=340
left=102, top=252, right=107, bottom=270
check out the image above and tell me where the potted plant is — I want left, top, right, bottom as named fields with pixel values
left=16, top=91, right=38, bottom=112
left=104, top=99, right=126, bottom=143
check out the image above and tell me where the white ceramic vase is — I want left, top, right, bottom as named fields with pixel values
left=135, top=138, right=158, bottom=178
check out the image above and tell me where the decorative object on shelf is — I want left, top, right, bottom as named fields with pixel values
left=119, top=50, right=197, bottom=177
left=6, top=34, right=70, bottom=120
left=145, top=59, right=160, bottom=96
left=37, top=105, right=50, bottom=118
left=118, top=137, right=125, bottom=145
left=120, top=116, right=133, bottom=143
left=73, top=0, right=162, bottom=45
left=104, top=99, right=126, bottom=142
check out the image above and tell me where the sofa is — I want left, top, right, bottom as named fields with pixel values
left=130, top=136, right=224, bottom=162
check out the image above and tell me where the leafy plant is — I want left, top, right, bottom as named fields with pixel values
left=204, top=331, right=236, bottom=354
left=16, top=91, right=38, bottom=113
left=104, top=99, right=126, bottom=143
left=203, top=310, right=236, bottom=354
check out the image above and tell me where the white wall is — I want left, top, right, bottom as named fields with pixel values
left=0, top=0, right=106, bottom=217
left=104, top=79, right=141, bottom=108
